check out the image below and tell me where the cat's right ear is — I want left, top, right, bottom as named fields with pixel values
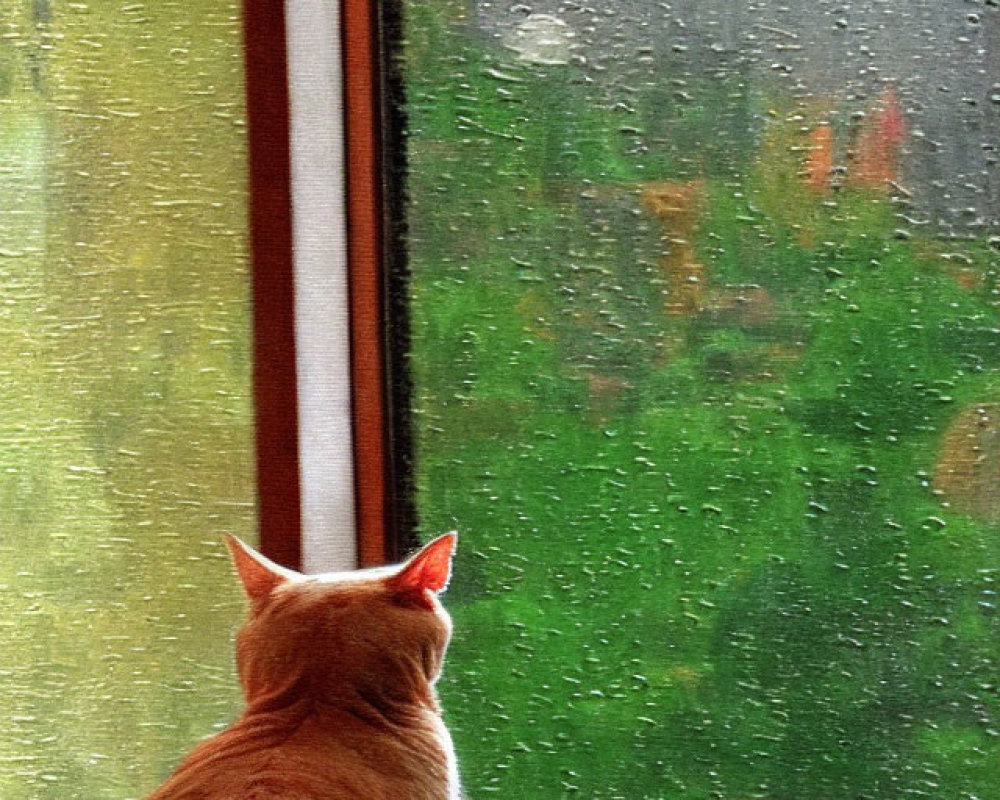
left=224, top=535, right=299, bottom=605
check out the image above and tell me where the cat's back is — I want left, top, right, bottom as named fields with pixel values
left=148, top=766, right=363, bottom=800
left=148, top=756, right=450, bottom=800
left=144, top=731, right=341, bottom=800
left=147, top=708, right=456, bottom=800
left=146, top=744, right=369, bottom=800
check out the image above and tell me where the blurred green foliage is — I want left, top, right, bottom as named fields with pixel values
left=405, top=3, right=1000, bottom=798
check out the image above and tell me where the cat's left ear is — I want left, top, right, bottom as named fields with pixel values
left=391, top=532, right=457, bottom=595
left=224, top=535, right=300, bottom=606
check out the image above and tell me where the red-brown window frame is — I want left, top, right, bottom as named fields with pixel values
left=244, top=0, right=400, bottom=570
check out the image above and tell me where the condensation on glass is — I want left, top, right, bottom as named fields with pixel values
left=0, top=3, right=254, bottom=798
left=400, top=1, right=1000, bottom=797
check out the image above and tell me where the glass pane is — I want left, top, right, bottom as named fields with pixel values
left=400, top=2, right=1000, bottom=797
left=0, top=3, right=253, bottom=797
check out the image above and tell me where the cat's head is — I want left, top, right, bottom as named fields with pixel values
left=223, top=533, right=457, bottom=709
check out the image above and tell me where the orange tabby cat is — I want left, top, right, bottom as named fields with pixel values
left=146, top=533, right=461, bottom=800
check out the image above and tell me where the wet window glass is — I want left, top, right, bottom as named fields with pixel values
left=399, top=1, right=1000, bottom=796
left=0, top=3, right=253, bottom=797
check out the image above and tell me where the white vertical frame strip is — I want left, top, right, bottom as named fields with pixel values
left=285, top=0, right=357, bottom=572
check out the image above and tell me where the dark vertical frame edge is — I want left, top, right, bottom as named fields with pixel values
left=376, top=0, right=420, bottom=560
left=379, top=0, right=419, bottom=561
left=243, top=0, right=303, bottom=570
left=379, top=0, right=418, bottom=563
left=343, top=0, right=416, bottom=566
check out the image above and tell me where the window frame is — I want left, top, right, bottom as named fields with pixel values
left=244, top=0, right=404, bottom=570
